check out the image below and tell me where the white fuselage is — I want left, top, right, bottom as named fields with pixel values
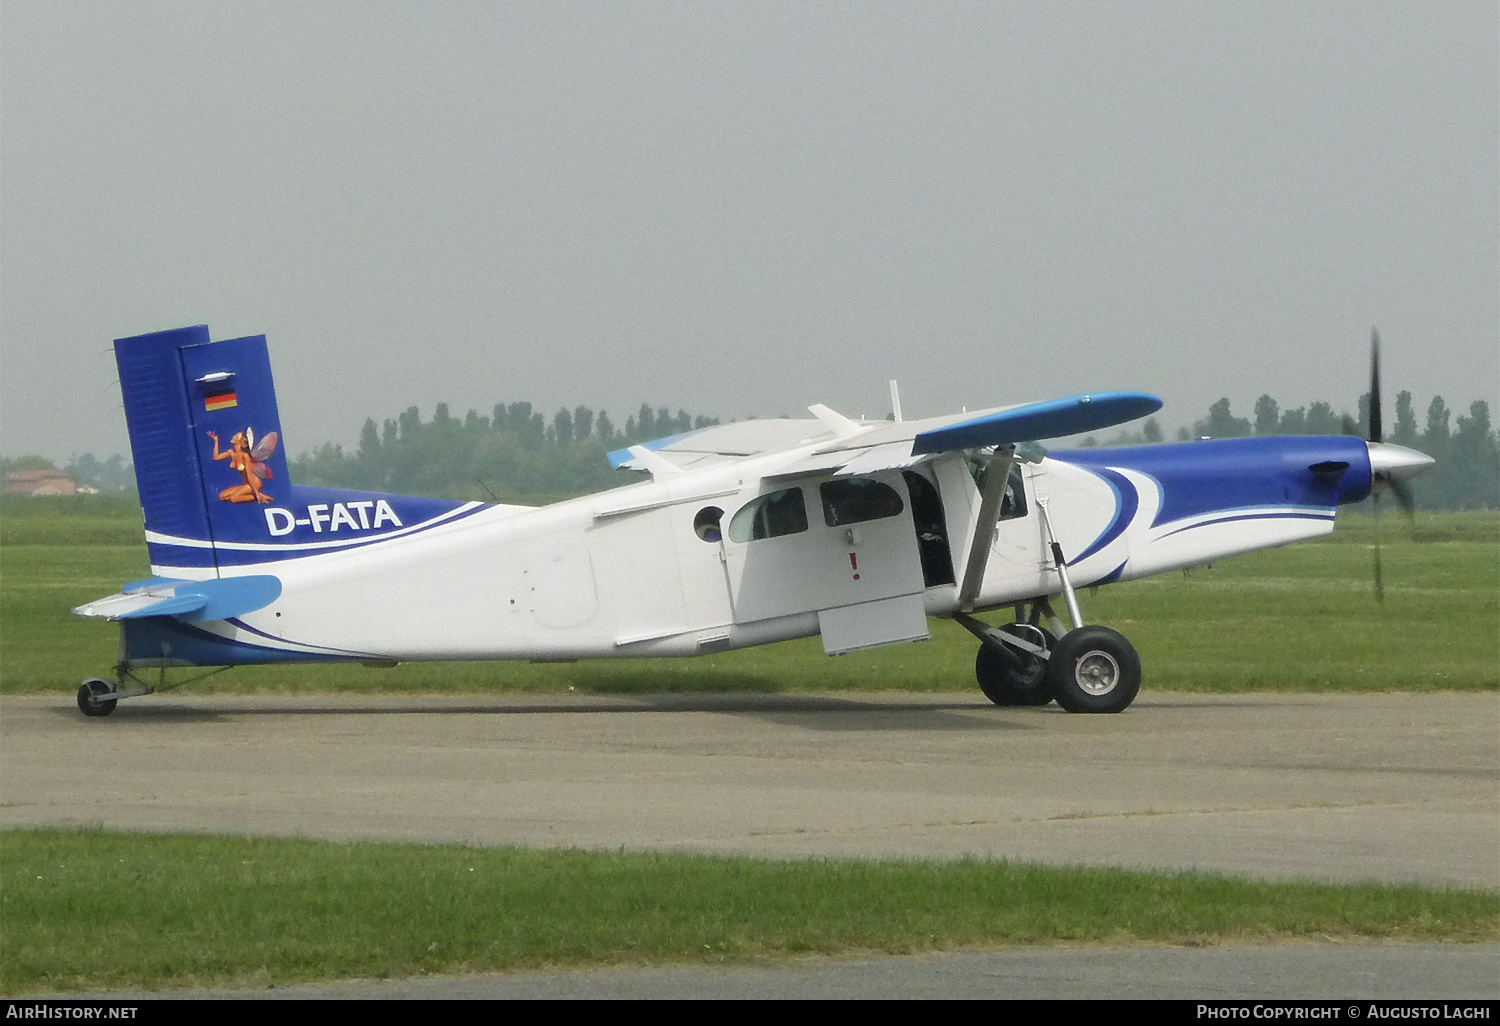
left=199, top=441, right=1333, bottom=664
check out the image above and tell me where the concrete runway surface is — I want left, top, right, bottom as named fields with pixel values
left=4, top=690, right=1496, bottom=997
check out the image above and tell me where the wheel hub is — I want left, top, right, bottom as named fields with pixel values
left=1074, top=651, right=1120, bottom=695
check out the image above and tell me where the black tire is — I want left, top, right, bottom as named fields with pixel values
left=1047, top=626, right=1141, bottom=714
left=975, top=625, right=1056, bottom=707
left=77, top=679, right=117, bottom=718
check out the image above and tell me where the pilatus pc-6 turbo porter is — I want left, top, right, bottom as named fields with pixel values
left=73, top=325, right=1433, bottom=717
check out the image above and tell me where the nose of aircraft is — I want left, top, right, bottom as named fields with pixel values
left=1367, top=441, right=1435, bottom=487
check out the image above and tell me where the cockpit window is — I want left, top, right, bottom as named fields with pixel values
left=819, top=478, right=904, bottom=527
left=966, top=458, right=1028, bottom=521
left=728, top=488, right=808, bottom=542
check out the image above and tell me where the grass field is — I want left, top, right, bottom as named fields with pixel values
left=2, top=497, right=1494, bottom=696
left=3, top=828, right=1496, bottom=995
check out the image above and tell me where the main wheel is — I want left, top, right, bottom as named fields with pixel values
left=975, top=624, right=1056, bottom=707
left=1047, top=626, right=1141, bottom=714
left=77, top=679, right=118, bottom=718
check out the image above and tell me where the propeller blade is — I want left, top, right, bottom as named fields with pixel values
left=1390, top=476, right=1417, bottom=520
left=1368, top=328, right=1383, bottom=444
left=1372, top=492, right=1384, bottom=602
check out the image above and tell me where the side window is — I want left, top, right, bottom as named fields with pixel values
left=728, top=488, right=809, bottom=542
left=693, top=506, right=723, bottom=542
left=966, top=458, right=1028, bottom=521
left=999, top=465, right=1027, bottom=521
left=820, top=478, right=904, bottom=527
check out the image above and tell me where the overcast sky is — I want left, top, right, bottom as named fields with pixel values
left=3, top=1, right=1495, bottom=462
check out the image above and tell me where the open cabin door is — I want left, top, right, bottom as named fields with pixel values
left=722, top=472, right=929, bottom=654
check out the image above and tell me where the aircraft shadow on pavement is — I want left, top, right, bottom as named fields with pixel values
left=50, top=693, right=1041, bottom=731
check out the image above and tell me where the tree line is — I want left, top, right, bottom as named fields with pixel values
left=8, top=391, right=1496, bottom=510
left=290, top=401, right=722, bottom=502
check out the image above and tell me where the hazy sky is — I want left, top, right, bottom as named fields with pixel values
left=3, top=1, right=1495, bottom=462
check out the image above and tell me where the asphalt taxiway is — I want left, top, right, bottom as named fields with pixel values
left=4, top=691, right=1496, bottom=998
left=3, top=691, right=1495, bottom=886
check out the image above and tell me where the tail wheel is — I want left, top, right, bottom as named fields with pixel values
left=77, top=679, right=118, bottom=718
left=975, top=625, right=1056, bottom=707
left=1048, top=626, right=1141, bottom=714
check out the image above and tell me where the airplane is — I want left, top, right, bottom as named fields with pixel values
left=71, top=324, right=1435, bottom=717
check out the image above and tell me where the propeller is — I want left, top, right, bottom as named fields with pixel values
left=1325, top=330, right=1433, bottom=601
left=1360, top=328, right=1431, bottom=600
left=1368, top=330, right=1386, bottom=601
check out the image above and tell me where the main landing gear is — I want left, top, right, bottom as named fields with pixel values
left=956, top=495, right=1141, bottom=714
left=958, top=603, right=1141, bottom=714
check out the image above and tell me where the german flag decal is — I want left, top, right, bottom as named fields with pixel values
left=197, top=371, right=238, bottom=412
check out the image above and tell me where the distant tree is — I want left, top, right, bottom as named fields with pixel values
left=1195, top=398, right=1251, bottom=439
left=1451, top=400, right=1499, bottom=509
left=357, top=418, right=380, bottom=462
left=1304, top=401, right=1342, bottom=435
left=1392, top=391, right=1419, bottom=447
left=398, top=406, right=421, bottom=441
left=1423, top=396, right=1450, bottom=448
left=596, top=410, right=614, bottom=441
left=1142, top=418, right=1163, bottom=443
left=1253, top=395, right=1280, bottom=436
left=573, top=405, right=593, bottom=441
left=67, top=452, right=103, bottom=486
left=100, top=453, right=132, bottom=491
left=357, top=418, right=382, bottom=486
left=637, top=404, right=655, bottom=440
left=553, top=407, right=574, bottom=446
left=1278, top=406, right=1306, bottom=434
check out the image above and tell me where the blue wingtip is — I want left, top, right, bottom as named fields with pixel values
left=913, top=392, right=1163, bottom=454
left=606, top=428, right=700, bottom=470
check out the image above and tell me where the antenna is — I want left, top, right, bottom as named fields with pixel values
left=888, top=379, right=903, bottom=423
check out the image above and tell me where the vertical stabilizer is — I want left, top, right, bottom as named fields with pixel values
left=116, top=326, right=292, bottom=575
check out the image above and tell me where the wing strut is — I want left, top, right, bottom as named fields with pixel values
left=957, top=445, right=1016, bottom=609
left=1036, top=496, right=1085, bottom=630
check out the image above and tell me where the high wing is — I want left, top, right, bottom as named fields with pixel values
left=609, top=391, right=1163, bottom=477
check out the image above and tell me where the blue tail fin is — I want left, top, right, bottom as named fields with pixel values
left=117, top=326, right=292, bottom=574
left=117, top=325, right=484, bottom=576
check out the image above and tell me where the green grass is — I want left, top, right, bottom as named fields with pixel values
left=1, top=499, right=1495, bottom=695
left=2, top=828, right=1494, bottom=994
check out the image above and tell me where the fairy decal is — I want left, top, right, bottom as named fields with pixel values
left=208, top=427, right=279, bottom=503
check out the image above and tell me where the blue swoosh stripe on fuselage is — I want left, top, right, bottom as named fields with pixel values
left=1153, top=507, right=1336, bottom=541
left=145, top=502, right=490, bottom=569
left=1067, top=466, right=1139, bottom=565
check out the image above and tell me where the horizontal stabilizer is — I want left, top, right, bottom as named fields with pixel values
left=74, top=574, right=282, bottom=622
left=911, top=392, right=1162, bottom=454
